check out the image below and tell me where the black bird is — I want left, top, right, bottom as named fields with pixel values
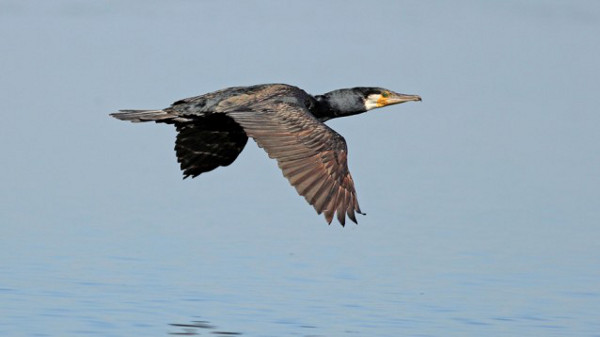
left=111, top=84, right=421, bottom=225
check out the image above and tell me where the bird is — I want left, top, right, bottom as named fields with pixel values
left=110, top=84, right=421, bottom=226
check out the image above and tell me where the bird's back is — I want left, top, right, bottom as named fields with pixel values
left=167, top=84, right=313, bottom=116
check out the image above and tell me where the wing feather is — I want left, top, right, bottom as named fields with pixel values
left=227, top=102, right=363, bottom=225
left=174, top=114, right=248, bottom=178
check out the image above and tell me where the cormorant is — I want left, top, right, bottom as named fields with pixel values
left=110, top=84, right=421, bottom=226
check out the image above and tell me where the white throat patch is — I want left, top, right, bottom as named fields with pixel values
left=364, top=94, right=382, bottom=110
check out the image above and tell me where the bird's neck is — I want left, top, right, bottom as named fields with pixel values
left=313, top=93, right=365, bottom=122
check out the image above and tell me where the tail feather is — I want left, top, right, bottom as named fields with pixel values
left=110, top=109, right=178, bottom=123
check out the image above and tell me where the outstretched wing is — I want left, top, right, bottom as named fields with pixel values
left=226, top=102, right=363, bottom=226
left=175, top=114, right=248, bottom=178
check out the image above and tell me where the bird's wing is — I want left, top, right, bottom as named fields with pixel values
left=226, top=102, right=363, bottom=225
left=175, top=114, right=248, bottom=178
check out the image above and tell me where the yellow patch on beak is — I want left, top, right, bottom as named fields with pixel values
left=376, top=95, right=389, bottom=107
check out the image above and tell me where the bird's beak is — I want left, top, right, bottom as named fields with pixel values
left=379, top=92, right=422, bottom=107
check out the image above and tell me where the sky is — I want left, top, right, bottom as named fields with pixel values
left=1, top=1, right=597, bottom=232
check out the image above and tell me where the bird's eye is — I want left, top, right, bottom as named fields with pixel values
left=381, top=91, right=390, bottom=98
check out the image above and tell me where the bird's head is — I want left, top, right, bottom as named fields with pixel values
left=360, top=87, right=422, bottom=111
left=315, top=87, right=421, bottom=120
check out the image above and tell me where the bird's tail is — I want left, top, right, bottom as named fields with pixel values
left=110, top=109, right=178, bottom=123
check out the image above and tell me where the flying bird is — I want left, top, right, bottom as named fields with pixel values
left=110, top=84, right=421, bottom=226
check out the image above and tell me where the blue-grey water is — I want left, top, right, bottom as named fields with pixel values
left=1, top=1, right=599, bottom=336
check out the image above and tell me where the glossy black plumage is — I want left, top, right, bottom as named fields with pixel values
left=110, top=83, right=421, bottom=225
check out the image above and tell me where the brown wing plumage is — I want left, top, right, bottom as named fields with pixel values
left=175, top=114, right=248, bottom=178
left=226, top=102, right=363, bottom=225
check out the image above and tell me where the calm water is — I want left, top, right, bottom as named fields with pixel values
left=1, top=1, right=599, bottom=336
